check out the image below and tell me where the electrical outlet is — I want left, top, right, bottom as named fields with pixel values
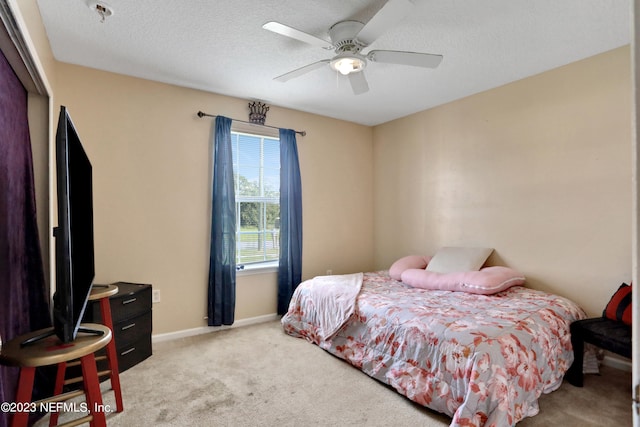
left=326, top=269, right=332, bottom=275
left=152, top=289, right=161, bottom=303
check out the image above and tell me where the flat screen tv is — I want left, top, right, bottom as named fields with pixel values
left=52, top=106, right=97, bottom=343
left=21, top=106, right=101, bottom=346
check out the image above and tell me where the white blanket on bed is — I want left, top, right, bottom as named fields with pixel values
left=303, top=272, right=363, bottom=340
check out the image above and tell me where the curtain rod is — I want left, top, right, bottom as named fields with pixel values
left=197, top=111, right=306, bottom=137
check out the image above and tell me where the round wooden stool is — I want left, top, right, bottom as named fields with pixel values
left=0, top=324, right=111, bottom=427
left=50, top=284, right=123, bottom=426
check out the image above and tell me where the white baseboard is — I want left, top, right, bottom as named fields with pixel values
left=151, top=313, right=279, bottom=344
left=602, top=354, right=632, bottom=372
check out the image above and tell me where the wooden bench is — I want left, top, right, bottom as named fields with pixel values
left=565, top=317, right=632, bottom=387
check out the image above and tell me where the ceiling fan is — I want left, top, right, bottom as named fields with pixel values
left=262, top=0, right=443, bottom=95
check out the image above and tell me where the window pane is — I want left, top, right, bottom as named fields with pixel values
left=232, top=131, right=280, bottom=266
left=237, top=134, right=260, bottom=166
left=236, top=202, right=279, bottom=261
left=266, top=202, right=279, bottom=230
left=236, top=165, right=260, bottom=197
left=238, top=201, right=259, bottom=229
left=231, top=133, right=239, bottom=169
left=237, top=232, right=260, bottom=264
left=263, top=169, right=279, bottom=198
left=264, top=138, right=280, bottom=167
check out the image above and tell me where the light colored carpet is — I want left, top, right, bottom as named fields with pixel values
left=36, top=320, right=632, bottom=426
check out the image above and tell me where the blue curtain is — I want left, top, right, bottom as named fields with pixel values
left=207, top=116, right=236, bottom=326
left=277, top=129, right=303, bottom=315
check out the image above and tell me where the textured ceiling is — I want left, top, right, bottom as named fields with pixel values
left=36, top=0, right=630, bottom=126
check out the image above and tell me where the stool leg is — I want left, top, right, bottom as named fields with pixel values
left=99, top=297, right=123, bottom=412
left=49, top=361, right=68, bottom=427
left=11, top=367, right=35, bottom=427
left=80, top=353, right=106, bottom=427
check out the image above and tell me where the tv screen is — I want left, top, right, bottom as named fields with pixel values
left=52, top=106, right=95, bottom=343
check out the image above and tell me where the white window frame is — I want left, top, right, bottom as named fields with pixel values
left=231, top=122, right=280, bottom=275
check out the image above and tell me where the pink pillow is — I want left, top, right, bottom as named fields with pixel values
left=389, top=255, right=432, bottom=280
left=400, top=266, right=525, bottom=295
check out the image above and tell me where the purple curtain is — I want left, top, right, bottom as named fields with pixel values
left=0, top=47, right=50, bottom=426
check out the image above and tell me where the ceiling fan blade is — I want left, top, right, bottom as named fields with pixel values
left=368, top=50, right=443, bottom=68
left=274, top=60, right=331, bottom=82
left=348, top=71, right=369, bottom=95
left=356, top=0, right=413, bottom=45
left=263, top=21, right=333, bottom=50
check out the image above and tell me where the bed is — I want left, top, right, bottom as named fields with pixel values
left=281, top=270, right=586, bottom=427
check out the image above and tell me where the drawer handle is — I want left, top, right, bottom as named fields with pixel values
left=121, top=323, right=136, bottom=331
left=122, top=297, right=137, bottom=305
left=120, top=347, right=136, bottom=356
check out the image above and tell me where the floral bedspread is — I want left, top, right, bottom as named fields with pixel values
left=282, top=271, right=586, bottom=427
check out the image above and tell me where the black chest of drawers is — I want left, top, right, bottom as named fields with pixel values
left=84, top=282, right=153, bottom=372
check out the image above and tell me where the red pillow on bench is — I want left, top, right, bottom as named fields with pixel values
left=603, top=283, right=632, bottom=326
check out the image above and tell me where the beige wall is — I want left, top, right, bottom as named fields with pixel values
left=373, top=46, right=632, bottom=317
left=53, top=63, right=374, bottom=334
left=11, top=0, right=57, bottom=88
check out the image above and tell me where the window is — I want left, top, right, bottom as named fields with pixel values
left=231, top=128, right=280, bottom=267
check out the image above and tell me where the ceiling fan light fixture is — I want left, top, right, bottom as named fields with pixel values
left=330, top=55, right=366, bottom=75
